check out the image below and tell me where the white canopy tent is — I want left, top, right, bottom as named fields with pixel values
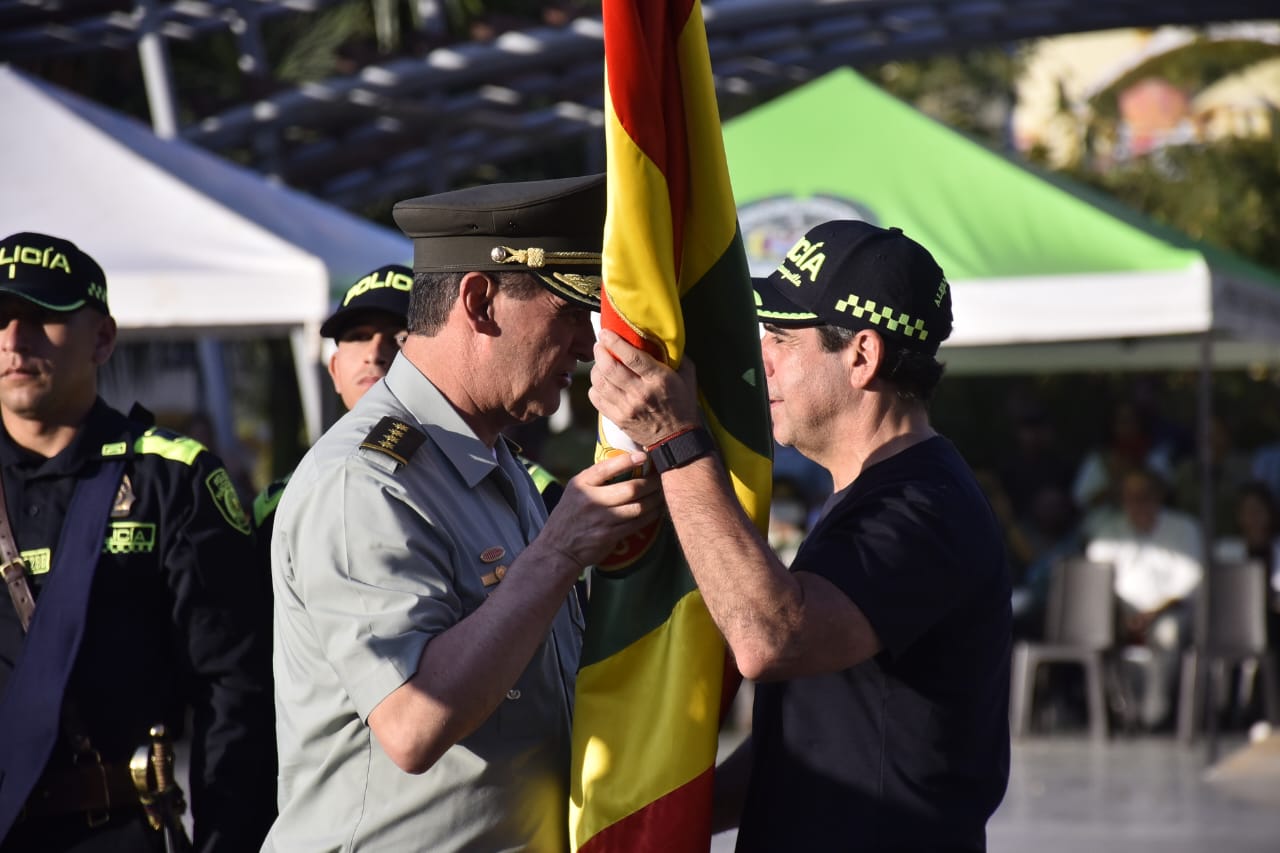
left=0, top=65, right=413, bottom=443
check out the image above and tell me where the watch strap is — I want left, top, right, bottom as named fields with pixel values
left=649, top=426, right=716, bottom=474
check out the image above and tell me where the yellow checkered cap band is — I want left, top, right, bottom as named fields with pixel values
left=833, top=295, right=930, bottom=341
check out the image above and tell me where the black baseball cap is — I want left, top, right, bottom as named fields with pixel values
left=0, top=232, right=110, bottom=315
left=320, top=264, right=412, bottom=339
left=754, top=221, right=952, bottom=356
left=392, top=174, right=605, bottom=310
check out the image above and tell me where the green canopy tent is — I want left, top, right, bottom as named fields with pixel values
left=723, top=68, right=1280, bottom=373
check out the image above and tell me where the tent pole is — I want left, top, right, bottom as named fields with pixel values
left=135, top=0, right=179, bottom=139
left=196, top=337, right=238, bottom=463
left=290, top=324, right=324, bottom=446
left=1197, top=332, right=1218, bottom=764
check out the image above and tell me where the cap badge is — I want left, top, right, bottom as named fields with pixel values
left=480, top=546, right=505, bottom=563
left=551, top=272, right=602, bottom=298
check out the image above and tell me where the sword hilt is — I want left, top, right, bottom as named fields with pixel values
left=149, top=725, right=174, bottom=793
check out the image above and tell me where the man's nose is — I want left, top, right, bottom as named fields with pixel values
left=759, top=337, right=776, bottom=376
left=0, top=318, right=29, bottom=353
left=370, top=333, right=398, bottom=364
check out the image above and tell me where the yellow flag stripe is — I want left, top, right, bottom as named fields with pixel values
left=603, top=71, right=684, bottom=367
left=677, top=10, right=738, bottom=290
left=702, top=395, right=772, bottom=531
left=570, top=589, right=725, bottom=845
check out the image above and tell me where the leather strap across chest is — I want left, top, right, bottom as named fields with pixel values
left=0, top=456, right=128, bottom=840
left=0, top=473, right=35, bottom=632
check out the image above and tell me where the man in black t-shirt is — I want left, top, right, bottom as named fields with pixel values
left=590, top=221, right=1011, bottom=851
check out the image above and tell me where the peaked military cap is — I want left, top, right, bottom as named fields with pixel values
left=392, top=174, right=605, bottom=310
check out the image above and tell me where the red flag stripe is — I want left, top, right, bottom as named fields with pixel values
left=603, top=0, right=693, bottom=288
left=578, top=767, right=714, bottom=853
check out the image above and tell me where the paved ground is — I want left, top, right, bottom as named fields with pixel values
left=181, top=722, right=1280, bottom=850
left=712, top=733, right=1280, bottom=852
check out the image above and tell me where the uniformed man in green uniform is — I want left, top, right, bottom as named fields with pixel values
left=265, top=175, right=662, bottom=852
left=252, top=264, right=413, bottom=540
left=0, top=232, right=275, bottom=852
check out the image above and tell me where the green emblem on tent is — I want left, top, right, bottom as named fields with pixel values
left=206, top=467, right=251, bottom=535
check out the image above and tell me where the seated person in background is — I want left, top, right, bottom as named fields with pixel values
left=1213, top=480, right=1280, bottom=723
left=1213, top=480, right=1280, bottom=583
left=1249, top=438, right=1280, bottom=505
left=1073, top=399, right=1177, bottom=538
left=1086, top=467, right=1203, bottom=730
left=1010, top=483, right=1085, bottom=641
left=997, top=397, right=1078, bottom=526
left=1169, top=413, right=1251, bottom=536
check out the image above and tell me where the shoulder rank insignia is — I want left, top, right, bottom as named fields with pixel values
left=360, top=417, right=425, bottom=467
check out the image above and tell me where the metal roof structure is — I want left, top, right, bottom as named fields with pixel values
left=4, top=0, right=1278, bottom=210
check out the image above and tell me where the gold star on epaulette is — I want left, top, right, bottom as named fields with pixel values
left=359, top=417, right=425, bottom=466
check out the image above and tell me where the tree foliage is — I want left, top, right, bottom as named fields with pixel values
left=865, top=48, right=1024, bottom=148
left=1062, top=137, right=1280, bottom=270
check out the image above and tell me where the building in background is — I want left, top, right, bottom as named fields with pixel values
left=1013, top=23, right=1280, bottom=168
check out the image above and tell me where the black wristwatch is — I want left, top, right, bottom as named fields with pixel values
left=649, top=426, right=716, bottom=474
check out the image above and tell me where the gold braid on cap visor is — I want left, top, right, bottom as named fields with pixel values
left=490, top=245, right=602, bottom=299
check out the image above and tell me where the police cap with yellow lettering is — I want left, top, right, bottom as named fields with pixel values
left=392, top=174, right=605, bottom=310
left=754, top=220, right=952, bottom=356
left=320, top=264, right=413, bottom=339
left=0, top=231, right=109, bottom=315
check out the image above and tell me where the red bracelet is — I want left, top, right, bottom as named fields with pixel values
left=645, top=426, right=699, bottom=452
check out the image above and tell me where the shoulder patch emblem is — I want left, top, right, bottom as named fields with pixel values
left=359, top=417, right=425, bottom=467
left=206, top=468, right=251, bottom=535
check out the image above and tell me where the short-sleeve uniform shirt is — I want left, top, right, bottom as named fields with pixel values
left=739, top=437, right=1011, bottom=852
left=266, top=357, right=582, bottom=853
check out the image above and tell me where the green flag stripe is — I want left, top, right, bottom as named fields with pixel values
left=581, top=523, right=694, bottom=665
left=683, top=227, right=773, bottom=460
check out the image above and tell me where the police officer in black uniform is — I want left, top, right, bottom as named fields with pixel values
left=0, top=232, right=276, bottom=852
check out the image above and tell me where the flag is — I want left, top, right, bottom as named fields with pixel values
left=569, top=1, right=773, bottom=850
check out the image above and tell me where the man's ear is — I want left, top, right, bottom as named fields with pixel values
left=91, top=313, right=118, bottom=367
left=458, top=271, right=500, bottom=335
left=326, top=350, right=342, bottom=392
left=846, top=328, right=884, bottom=390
